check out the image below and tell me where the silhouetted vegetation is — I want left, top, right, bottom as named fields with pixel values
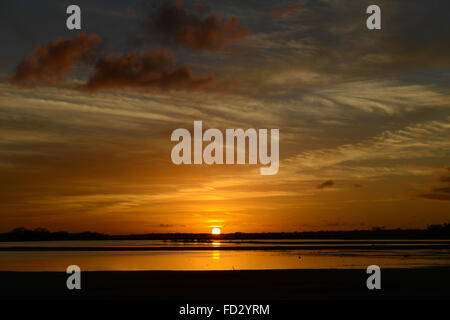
left=1, top=227, right=104, bottom=241
left=0, top=223, right=449, bottom=241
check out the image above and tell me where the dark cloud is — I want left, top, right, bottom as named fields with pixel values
left=353, top=183, right=362, bottom=188
left=433, top=187, right=450, bottom=194
left=192, top=2, right=209, bottom=12
left=158, top=223, right=185, bottom=228
left=149, top=0, right=251, bottom=51
left=9, top=33, right=101, bottom=86
left=417, top=180, right=450, bottom=201
left=270, top=4, right=299, bottom=19
left=317, top=180, right=334, bottom=189
left=441, top=177, right=450, bottom=183
left=417, top=193, right=450, bottom=201
left=159, top=224, right=173, bottom=228
left=7, top=32, right=218, bottom=93
left=84, top=49, right=214, bottom=92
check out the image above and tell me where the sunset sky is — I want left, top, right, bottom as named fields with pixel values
left=0, top=0, right=449, bottom=234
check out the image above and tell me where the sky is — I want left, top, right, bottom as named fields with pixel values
left=0, top=0, right=449, bottom=234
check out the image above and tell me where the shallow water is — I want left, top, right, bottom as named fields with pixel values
left=1, top=240, right=449, bottom=271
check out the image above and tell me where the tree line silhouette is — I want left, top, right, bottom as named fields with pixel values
left=0, top=223, right=449, bottom=241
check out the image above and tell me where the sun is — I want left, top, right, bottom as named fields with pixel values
left=211, top=227, right=221, bottom=235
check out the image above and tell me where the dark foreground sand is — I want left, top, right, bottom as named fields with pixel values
left=0, top=268, right=449, bottom=300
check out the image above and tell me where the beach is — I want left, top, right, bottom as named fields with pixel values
left=1, top=268, right=449, bottom=300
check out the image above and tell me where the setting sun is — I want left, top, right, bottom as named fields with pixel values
left=211, top=227, right=221, bottom=235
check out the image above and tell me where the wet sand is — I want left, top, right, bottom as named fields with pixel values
left=1, top=268, right=449, bottom=300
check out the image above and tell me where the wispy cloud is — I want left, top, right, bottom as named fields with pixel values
left=282, top=118, right=450, bottom=182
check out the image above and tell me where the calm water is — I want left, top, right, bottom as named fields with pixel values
left=1, top=240, right=449, bottom=271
